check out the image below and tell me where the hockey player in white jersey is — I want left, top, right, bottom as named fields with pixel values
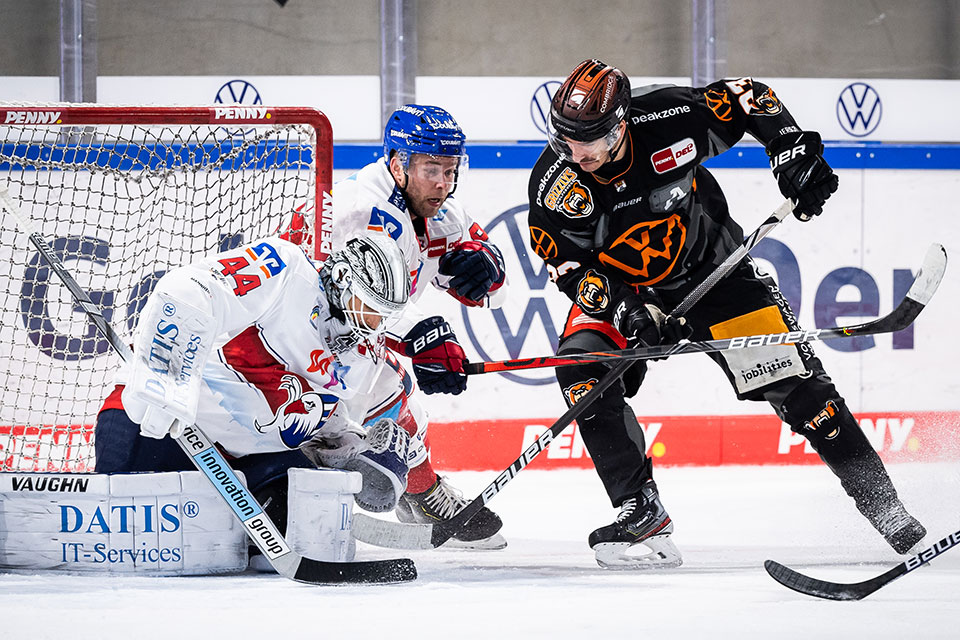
left=332, top=104, right=508, bottom=548
left=95, top=234, right=415, bottom=539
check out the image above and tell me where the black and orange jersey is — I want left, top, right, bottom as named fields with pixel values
left=527, top=77, right=800, bottom=323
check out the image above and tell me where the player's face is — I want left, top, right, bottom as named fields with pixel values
left=345, top=295, right=384, bottom=334
left=563, top=121, right=627, bottom=172
left=398, top=154, right=459, bottom=218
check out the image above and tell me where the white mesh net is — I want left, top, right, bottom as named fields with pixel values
left=0, top=106, right=329, bottom=471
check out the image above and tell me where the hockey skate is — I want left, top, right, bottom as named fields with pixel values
left=589, top=480, right=682, bottom=570
left=870, top=501, right=927, bottom=555
left=396, top=475, right=507, bottom=550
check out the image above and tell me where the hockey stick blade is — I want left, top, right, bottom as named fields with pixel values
left=465, top=242, right=948, bottom=375
left=765, top=528, right=960, bottom=601
left=1, top=187, right=416, bottom=585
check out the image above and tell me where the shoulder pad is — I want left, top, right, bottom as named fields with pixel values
left=632, top=83, right=678, bottom=98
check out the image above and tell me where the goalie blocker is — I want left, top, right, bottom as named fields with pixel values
left=0, top=468, right=360, bottom=575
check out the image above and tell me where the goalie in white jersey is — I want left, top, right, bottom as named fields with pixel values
left=331, top=104, right=508, bottom=548
left=95, top=234, right=415, bottom=543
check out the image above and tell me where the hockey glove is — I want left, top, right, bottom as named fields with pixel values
left=401, top=316, right=468, bottom=395
left=438, top=240, right=506, bottom=305
left=766, top=131, right=839, bottom=221
left=613, top=296, right=691, bottom=357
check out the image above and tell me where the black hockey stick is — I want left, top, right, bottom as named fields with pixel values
left=1, top=187, right=416, bottom=585
left=353, top=198, right=796, bottom=550
left=765, top=528, right=960, bottom=600
left=465, top=242, right=947, bottom=374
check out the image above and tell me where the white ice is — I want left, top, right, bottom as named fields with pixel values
left=2, top=462, right=959, bottom=640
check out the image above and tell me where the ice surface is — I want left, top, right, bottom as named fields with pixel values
left=2, top=463, right=959, bottom=639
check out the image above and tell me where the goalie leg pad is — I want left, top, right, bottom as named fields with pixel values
left=0, top=472, right=247, bottom=575
left=285, top=468, right=362, bottom=564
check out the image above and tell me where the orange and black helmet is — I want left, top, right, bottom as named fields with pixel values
left=550, top=59, right=631, bottom=142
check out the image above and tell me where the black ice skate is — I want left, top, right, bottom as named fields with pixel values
left=397, top=475, right=506, bottom=550
left=589, top=480, right=682, bottom=570
left=871, top=502, right=927, bottom=555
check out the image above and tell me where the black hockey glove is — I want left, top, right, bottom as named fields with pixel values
left=438, top=240, right=506, bottom=305
left=766, top=131, right=839, bottom=221
left=400, top=316, right=468, bottom=395
left=613, top=296, right=691, bottom=356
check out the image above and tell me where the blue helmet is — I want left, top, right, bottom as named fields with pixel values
left=383, top=104, right=467, bottom=165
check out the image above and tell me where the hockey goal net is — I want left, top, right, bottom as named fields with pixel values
left=0, top=105, right=333, bottom=472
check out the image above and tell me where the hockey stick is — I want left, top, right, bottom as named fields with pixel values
left=465, top=242, right=947, bottom=374
left=353, top=198, right=795, bottom=550
left=1, top=187, right=416, bottom=585
left=765, top=528, right=960, bottom=600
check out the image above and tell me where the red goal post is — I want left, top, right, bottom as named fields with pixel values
left=0, top=105, right=333, bottom=472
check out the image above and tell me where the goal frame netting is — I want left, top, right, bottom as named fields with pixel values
left=0, top=104, right=333, bottom=472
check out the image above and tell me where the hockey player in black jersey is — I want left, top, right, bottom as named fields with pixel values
left=527, top=58, right=925, bottom=569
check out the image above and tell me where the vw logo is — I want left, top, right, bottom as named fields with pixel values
left=530, top=81, right=561, bottom=136
left=214, top=79, right=263, bottom=106
left=460, top=205, right=562, bottom=386
left=836, top=82, right=882, bottom=137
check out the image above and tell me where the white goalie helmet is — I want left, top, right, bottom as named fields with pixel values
left=321, top=235, right=410, bottom=346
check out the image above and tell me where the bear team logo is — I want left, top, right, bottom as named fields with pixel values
left=563, top=379, right=599, bottom=405
left=576, top=269, right=611, bottom=313
left=545, top=167, right=594, bottom=218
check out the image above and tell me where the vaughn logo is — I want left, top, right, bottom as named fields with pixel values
left=11, top=475, right=89, bottom=492
left=651, top=138, right=696, bottom=174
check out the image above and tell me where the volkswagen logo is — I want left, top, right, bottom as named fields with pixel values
left=836, top=82, right=882, bottom=137
left=530, top=81, right=561, bottom=136
left=214, top=79, right=263, bottom=106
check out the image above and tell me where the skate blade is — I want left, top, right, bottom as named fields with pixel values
left=440, top=533, right=508, bottom=551
left=593, top=534, right=683, bottom=570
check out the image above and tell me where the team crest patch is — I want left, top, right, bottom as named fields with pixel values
left=754, top=88, right=783, bottom=116
left=544, top=167, right=594, bottom=218
left=598, top=214, right=686, bottom=286
left=254, top=375, right=338, bottom=448
left=563, top=379, right=599, bottom=405
left=576, top=269, right=611, bottom=313
left=529, top=226, right=558, bottom=260
left=705, top=88, right=733, bottom=121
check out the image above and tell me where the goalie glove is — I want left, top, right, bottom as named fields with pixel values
left=438, top=240, right=506, bottom=306
left=766, top=131, right=839, bottom=221
left=399, top=316, right=468, bottom=395
left=302, top=418, right=410, bottom=513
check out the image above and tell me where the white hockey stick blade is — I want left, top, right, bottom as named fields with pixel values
left=906, top=243, right=947, bottom=306
left=352, top=513, right=436, bottom=550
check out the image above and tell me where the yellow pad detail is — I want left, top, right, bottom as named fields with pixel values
left=709, top=305, right=789, bottom=340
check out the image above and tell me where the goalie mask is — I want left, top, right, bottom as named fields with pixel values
left=320, top=235, right=410, bottom=350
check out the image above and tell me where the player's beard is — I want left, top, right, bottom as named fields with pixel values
left=406, top=188, right=450, bottom=219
